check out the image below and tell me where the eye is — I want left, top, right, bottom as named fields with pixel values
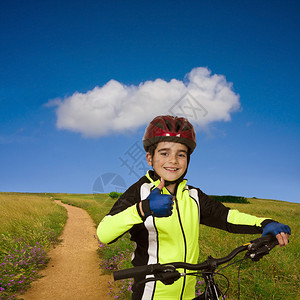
left=160, top=152, right=168, bottom=156
left=178, top=153, right=187, bottom=158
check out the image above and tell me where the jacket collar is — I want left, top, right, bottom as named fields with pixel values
left=145, top=170, right=187, bottom=198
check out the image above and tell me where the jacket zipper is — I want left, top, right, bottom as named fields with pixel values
left=175, top=197, right=187, bottom=300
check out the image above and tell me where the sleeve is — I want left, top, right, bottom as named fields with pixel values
left=197, top=189, right=275, bottom=234
left=97, top=182, right=144, bottom=244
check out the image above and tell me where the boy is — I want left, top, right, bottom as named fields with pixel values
left=97, top=115, right=291, bottom=300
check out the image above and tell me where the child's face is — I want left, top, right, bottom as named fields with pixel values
left=146, top=141, right=188, bottom=182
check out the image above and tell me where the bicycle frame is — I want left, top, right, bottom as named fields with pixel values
left=113, top=235, right=278, bottom=299
left=196, top=272, right=223, bottom=300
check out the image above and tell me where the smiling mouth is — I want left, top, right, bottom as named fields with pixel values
left=164, top=167, right=179, bottom=172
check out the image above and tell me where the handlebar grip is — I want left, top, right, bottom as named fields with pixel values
left=247, top=234, right=279, bottom=261
left=250, top=234, right=278, bottom=250
left=113, top=264, right=157, bottom=281
left=251, top=234, right=277, bottom=244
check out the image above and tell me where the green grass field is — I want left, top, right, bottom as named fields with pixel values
left=0, top=192, right=67, bottom=299
left=1, top=192, right=299, bottom=299
left=55, top=193, right=300, bottom=299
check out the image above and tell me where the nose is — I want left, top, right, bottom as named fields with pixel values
left=168, top=153, right=178, bottom=164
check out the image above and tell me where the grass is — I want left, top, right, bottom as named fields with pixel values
left=59, top=193, right=299, bottom=299
left=197, top=198, right=299, bottom=299
left=49, top=192, right=113, bottom=224
left=0, top=193, right=67, bottom=299
left=1, top=192, right=299, bottom=299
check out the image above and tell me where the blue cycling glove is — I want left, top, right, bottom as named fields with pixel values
left=142, top=187, right=173, bottom=218
left=262, top=222, right=291, bottom=237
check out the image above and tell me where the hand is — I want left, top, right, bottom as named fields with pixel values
left=140, top=178, right=174, bottom=218
left=262, top=222, right=291, bottom=247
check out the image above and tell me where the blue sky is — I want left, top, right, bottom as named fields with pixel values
left=1, top=1, right=299, bottom=203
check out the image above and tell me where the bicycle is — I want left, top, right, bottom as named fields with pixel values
left=113, top=235, right=279, bottom=299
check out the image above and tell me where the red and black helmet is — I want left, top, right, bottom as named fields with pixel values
left=143, top=115, right=196, bottom=153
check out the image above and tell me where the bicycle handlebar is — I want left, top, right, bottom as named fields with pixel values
left=113, top=264, right=163, bottom=281
left=113, top=235, right=278, bottom=282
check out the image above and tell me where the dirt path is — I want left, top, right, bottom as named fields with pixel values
left=22, top=200, right=112, bottom=300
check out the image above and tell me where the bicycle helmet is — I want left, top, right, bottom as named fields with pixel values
left=143, top=115, right=196, bottom=187
left=143, top=115, right=196, bottom=153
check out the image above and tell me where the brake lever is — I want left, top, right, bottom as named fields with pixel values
left=136, top=264, right=181, bottom=286
left=246, top=236, right=279, bottom=262
left=156, top=266, right=181, bottom=285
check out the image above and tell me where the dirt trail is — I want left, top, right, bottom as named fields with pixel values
left=22, top=200, right=112, bottom=300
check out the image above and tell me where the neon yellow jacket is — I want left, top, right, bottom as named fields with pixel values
left=98, top=171, right=272, bottom=299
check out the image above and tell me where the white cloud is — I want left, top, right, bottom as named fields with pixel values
left=49, top=67, right=240, bottom=137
